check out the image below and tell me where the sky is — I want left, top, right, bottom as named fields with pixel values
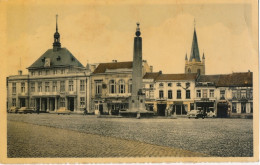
left=0, top=0, right=258, bottom=76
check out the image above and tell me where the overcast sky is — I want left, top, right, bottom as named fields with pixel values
left=1, top=0, right=258, bottom=76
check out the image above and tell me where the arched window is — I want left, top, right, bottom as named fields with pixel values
left=109, top=80, right=116, bottom=93
left=128, top=79, right=132, bottom=93
left=118, top=80, right=125, bottom=93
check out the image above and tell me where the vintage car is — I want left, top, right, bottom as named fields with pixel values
left=55, top=107, right=71, bottom=115
left=206, top=111, right=216, bottom=118
left=17, top=107, right=34, bottom=114
left=187, top=110, right=206, bottom=119
left=8, top=106, right=19, bottom=113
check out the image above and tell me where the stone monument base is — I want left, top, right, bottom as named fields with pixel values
left=119, top=110, right=154, bottom=118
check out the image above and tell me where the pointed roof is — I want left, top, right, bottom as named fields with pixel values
left=189, top=29, right=201, bottom=62
left=28, top=48, right=84, bottom=69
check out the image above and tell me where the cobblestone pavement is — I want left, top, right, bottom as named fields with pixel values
left=7, top=114, right=253, bottom=157
left=7, top=121, right=206, bottom=157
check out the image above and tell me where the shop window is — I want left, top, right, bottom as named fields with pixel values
left=241, top=103, right=246, bottom=113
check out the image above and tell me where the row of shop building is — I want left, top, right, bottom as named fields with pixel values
left=6, top=18, right=253, bottom=118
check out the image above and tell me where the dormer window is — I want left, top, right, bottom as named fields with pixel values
left=42, top=57, right=45, bottom=62
left=159, top=83, right=164, bottom=87
left=71, top=57, right=75, bottom=61
left=177, top=83, right=181, bottom=87
left=168, top=83, right=172, bottom=87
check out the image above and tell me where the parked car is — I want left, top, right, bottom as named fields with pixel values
left=17, top=107, right=34, bottom=114
left=206, top=111, right=216, bottom=118
left=187, top=110, right=206, bottom=119
left=8, top=106, right=19, bottom=113
left=55, top=107, right=71, bottom=115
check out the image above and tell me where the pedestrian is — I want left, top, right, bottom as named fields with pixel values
left=83, top=108, right=87, bottom=115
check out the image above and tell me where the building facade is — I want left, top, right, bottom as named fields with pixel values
left=7, top=16, right=91, bottom=113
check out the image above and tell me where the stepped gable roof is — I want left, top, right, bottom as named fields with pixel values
left=143, top=72, right=161, bottom=80
left=189, top=29, right=201, bottom=62
left=28, top=48, right=84, bottom=69
left=156, top=73, right=197, bottom=81
left=93, top=61, right=132, bottom=74
left=197, top=72, right=252, bottom=87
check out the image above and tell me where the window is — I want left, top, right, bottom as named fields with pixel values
left=186, top=90, right=190, bottom=99
left=95, top=81, right=102, bottom=95
left=45, top=70, right=49, bottom=75
left=52, top=81, right=57, bottom=92
left=80, top=97, right=85, bottom=107
left=176, top=82, right=181, bottom=87
left=109, top=80, right=116, bottom=93
left=168, top=90, right=172, bottom=99
left=186, top=82, right=190, bottom=87
left=61, top=69, right=65, bottom=74
left=45, top=82, right=50, bottom=92
left=210, top=90, right=214, bottom=98
left=60, top=81, right=65, bottom=92
left=159, top=90, right=164, bottom=98
left=241, top=90, right=246, bottom=99
left=250, top=102, right=253, bottom=113
left=31, top=71, right=35, bottom=76
left=220, top=90, right=225, bottom=99
left=202, top=89, right=207, bottom=98
left=21, top=82, right=25, bottom=93
left=69, top=80, right=74, bottom=91
left=150, top=84, right=154, bottom=88
left=232, top=90, right=237, bottom=99
left=38, top=82, right=42, bottom=92
left=177, top=90, right=181, bottom=99
left=159, top=83, right=164, bottom=87
left=168, top=83, right=172, bottom=87
left=38, top=71, right=42, bottom=75
left=80, top=80, right=85, bottom=91
left=232, top=103, right=237, bottom=113
left=119, top=80, right=125, bottom=93
left=196, top=90, right=201, bottom=98
left=188, top=68, right=191, bottom=73
left=128, top=80, right=132, bottom=93
left=12, top=83, right=16, bottom=94
left=53, top=69, right=57, bottom=75
left=249, top=89, right=253, bottom=99
left=60, top=98, right=65, bottom=107
left=237, top=90, right=241, bottom=99
left=12, top=98, right=16, bottom=106
left=31, top=82, right=35, bottom=92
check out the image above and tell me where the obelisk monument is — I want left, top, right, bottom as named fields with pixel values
left=129, top=23, right=146, bottom=112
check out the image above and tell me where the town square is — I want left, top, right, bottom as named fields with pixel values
left=1, top=0, right=258, bottom=163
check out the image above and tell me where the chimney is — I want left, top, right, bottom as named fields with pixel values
left=112, top=60, right=117, bottom=63
left=18, top=70, right=22, bottom=75
left=150, top=66, right=153, bottom=72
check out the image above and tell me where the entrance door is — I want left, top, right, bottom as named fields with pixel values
left=68, top=97, right=74, bottom=111
left=99, top=104, right=103, bottom=115
left=20, top=98, right=26, bottom=107
left=217, top=103, right=228, bottom=118
left=157, top=104, right=166, bottom=116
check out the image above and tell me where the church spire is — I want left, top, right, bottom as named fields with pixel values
left=53, top=14, right=61, bottom=51
left=189, top=20, right=201, bottom=62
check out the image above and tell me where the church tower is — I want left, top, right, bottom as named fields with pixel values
left=185, top=21, right=205, bottom=75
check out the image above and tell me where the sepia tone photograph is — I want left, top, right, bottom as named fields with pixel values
left=0, top=0, right=258, bottom=164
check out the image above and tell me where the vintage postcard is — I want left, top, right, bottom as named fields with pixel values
left=0, top=0, right=258, bottom=164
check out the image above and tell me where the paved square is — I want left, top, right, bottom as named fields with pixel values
left=7, top=114, right=253, bottom=157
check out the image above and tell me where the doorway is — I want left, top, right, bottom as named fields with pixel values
left=157, top=104, right=166, bottom=116
left=20, top=98, right=26, bottom=107
left=68, top=97, right=74, bottom=111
